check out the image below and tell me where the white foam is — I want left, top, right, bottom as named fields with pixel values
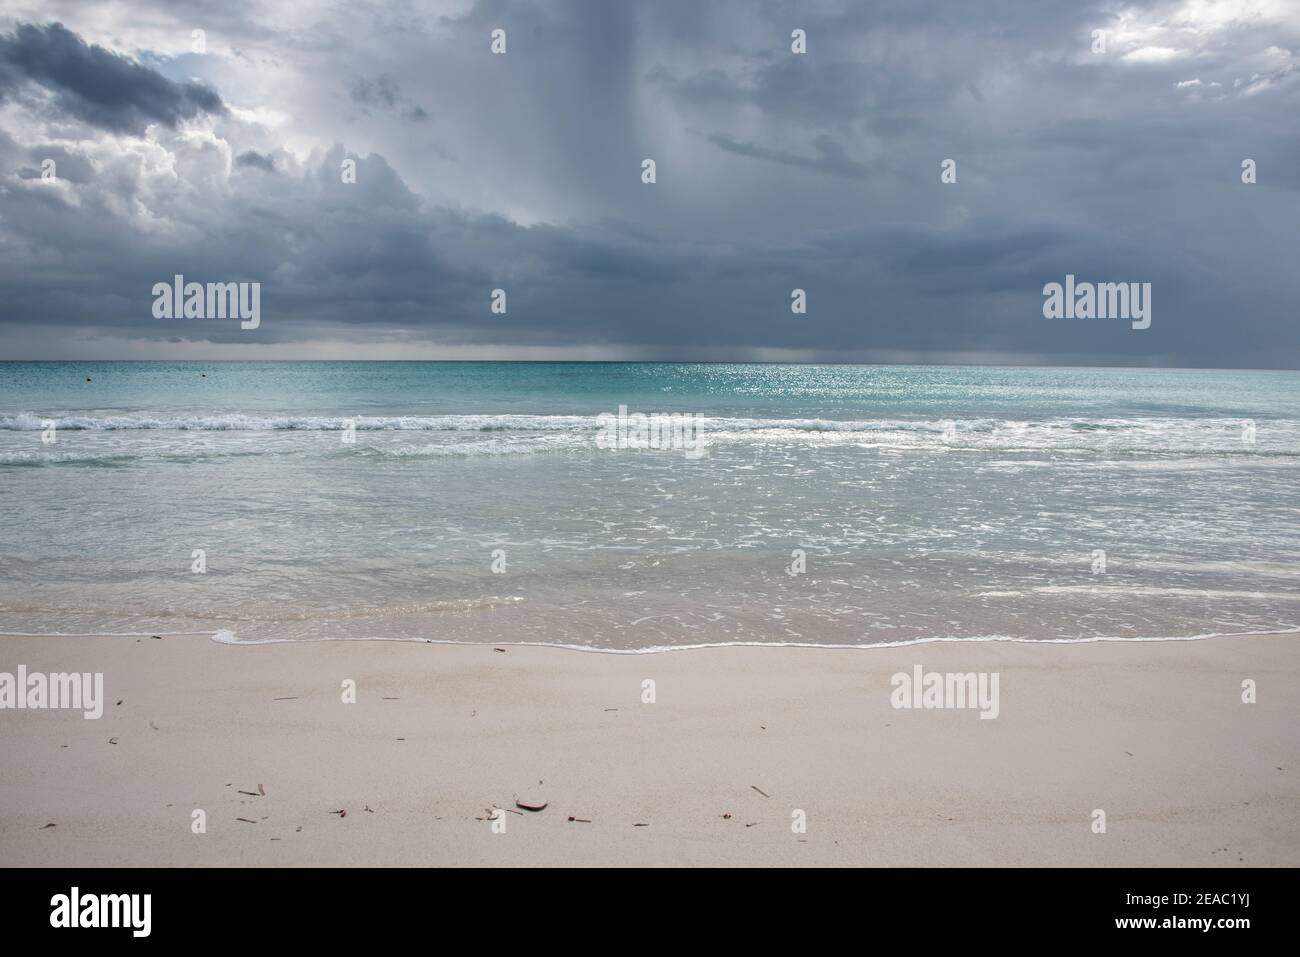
left=7, top=623, right=1297, bottom=654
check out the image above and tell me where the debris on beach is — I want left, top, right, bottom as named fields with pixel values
left=751, top=785, right=770, bottom=798
left=632, top=823, right=648, bottom=827
left=493, top=647, right=506, bottom=653
left=515, top=797, right=548, bottom=812
left=108, top=737, right=118, bottom=745
left=237, top=789, right=260, bottom=797
left=258, top=784, right=266, bottom=796
left=364, top=805, right=374, bottom=813
left=273, top=696, right=298, bottom=701
left=477, top=805, right=522, bottom=820
left=567, top=816, right=592, bottom=823
left=330, top=809, right=347, bottom=818
left=236, top=817, right=257, bottom=824
left=41, top=823, right=56, bottom=829
left=148, top=720, right=159, bottom=731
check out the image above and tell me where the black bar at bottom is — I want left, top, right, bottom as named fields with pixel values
left=0, top=867, right=1279, bottom=943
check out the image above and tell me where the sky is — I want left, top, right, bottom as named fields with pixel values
left=0, top=0, right=1297, bottom=365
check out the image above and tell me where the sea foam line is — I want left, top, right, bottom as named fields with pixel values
left=5, top=626, right=1297, bottom=654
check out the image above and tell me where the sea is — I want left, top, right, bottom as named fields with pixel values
left=1, top=361, right=1297, bottom=650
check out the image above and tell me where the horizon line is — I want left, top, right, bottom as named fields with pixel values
left=2, top=358, right=1299, bottom=373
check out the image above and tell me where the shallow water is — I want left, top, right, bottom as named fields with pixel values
left=1, top=362, right=1297, bottom=648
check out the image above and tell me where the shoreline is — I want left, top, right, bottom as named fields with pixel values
left=2, top=632, right=1297, bottom=866
left=3, top=623, right=1298, bottom=651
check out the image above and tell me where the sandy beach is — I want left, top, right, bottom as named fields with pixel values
left=2, top=632, right=1297, bottom=867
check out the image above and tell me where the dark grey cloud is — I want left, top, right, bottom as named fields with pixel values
left=0, top=22, right=224, bottom=133
left=0, top=3, right=1298, bottom=366
left=349, top=74, right=399, bottom=109
left=348, top=71, right=429, bottom=124
left=234, top=149, right=275, bottom=172
left=705, top=132, right=871, bottom=179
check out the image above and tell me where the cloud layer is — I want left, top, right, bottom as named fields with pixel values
left=0, top=1, right=1297, bottom=365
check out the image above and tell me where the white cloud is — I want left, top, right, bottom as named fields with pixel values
left=1124, top=45, right=1188, bottom=63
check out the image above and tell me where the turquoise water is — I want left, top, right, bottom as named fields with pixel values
left=1, top=362, right=1298, bottom=648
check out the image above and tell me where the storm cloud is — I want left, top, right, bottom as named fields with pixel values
left=0, top=1, right=1297, bottom=365
left=0, top=22, right=224, bottom=133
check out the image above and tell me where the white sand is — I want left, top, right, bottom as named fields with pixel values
left=1, top=633, right=1297, bottom=866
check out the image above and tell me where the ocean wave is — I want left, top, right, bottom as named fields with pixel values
left=2, top=410, right=1291, bottom=436
left=0, top=411, right=1016, bottom=433
left=0, top=411, right=599, bottom=432
left=205, top=624, right=1300, bottom=651
left=975, top=585, right=1300, bottom=600
left=6, top=625, right=1296, bottom=653
left=4, top=412, right=1298, bottom=463
left=0, top=448, right=285, bottom=467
